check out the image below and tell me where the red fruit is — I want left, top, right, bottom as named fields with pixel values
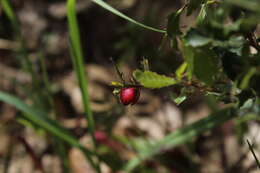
left=94, top=131, right=107, bottom=142
left=119, top=87, right=140, bottom=105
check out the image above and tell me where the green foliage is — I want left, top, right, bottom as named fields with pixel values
left=227, top=0, right=260, bottom=12
left=91, top=0, right=259, bottom=169
left=171, top=94, right=187, bottom=105
left=133, top=70, right=177, bottom=88
left=167, top=11, right=182, bottom=38
left=175, top=62, right=188, bottom=80
left=195, top=48, right=218, bottom=84
left=0, top=0, right=18, bottom=28
left=187, top=0, right=204, bottom=16
left=240, top=67, right=257, bottom=89
left=183, top=29, right=212, bottom=47
left=196, top=3, right=208, bottom=25
left=1, top=0, right=260, bottom=172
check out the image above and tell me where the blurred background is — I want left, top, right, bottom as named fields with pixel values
left=0, top=0, right=259, bottom=173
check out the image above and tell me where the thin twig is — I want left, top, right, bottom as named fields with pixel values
left=246, top=139, right=260, bottom=169
left=110, top=57, right=126, bottom=84
left=17, top=136, right=45, bottom=173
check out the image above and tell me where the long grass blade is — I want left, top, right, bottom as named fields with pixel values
left=0, top=0, right=40, bottom=89
left=67, top=1, right=101, bottom=172
left=67, top=0, right=95, bottom=140
left=124, top=106, right=236, bottom=172
left=0, top=91, right=97, bottom=170
left=0, top=0, right=18, bottom=28
left=91, top=0, right=166, bottom=33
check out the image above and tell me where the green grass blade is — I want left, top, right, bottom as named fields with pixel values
left=67, top=0, right=95, bottom=138
left=54, top=140, right=71, bottom=173
left=0, top=91, right=98, bottom=170
left=38, top=52, right=55, bottom=118
left=67, top=1, right=101, bottom=172
left=0, top=91, right=81, bottom=148
left=0, top=0, right=19, bottom=29
left=0, top=0, right=40, bottom=89
left=247, top=139, right=260, bottom=169
left=124, top=107, right=236, bottom=172
left=91, top=0, right=166, bottom=33
left=0, top=91, right=98, bottom=169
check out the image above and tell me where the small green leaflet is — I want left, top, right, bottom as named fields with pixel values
left=182, top=45, right=194, bottom=80
left=173, top=95, right=187, bottom=105
left=196, top=3, right=208, bottom=26
left=133, top=70, right=177, bottom=89
left=184, top=29, right=212, bottom=47
left=175, top=62, right=188, bottom=80
left=182, top=30, right=219, bottom=85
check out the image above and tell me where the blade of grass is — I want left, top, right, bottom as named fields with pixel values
left=124, top=106, right=236, bottom=172
left=91, top=0, right=166, bottom=33
left=67, top=1, right=101, bottom=172
left=0, top=91, right=98, bottom=171
left=38, top=52, right=55, bottom=118
left=0, top=0, right=19, bottom=29
left=247, top=139, right=260, bottom=169
left=54, top=140, right=70, bottom=173
left=0, top=0, right=39, bottom=89
left=39, top=52, right=71, bottom=172
left=67, top=0, right=95, bottom=142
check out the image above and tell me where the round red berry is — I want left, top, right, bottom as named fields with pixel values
left=119, top=87, right=140, bottom=105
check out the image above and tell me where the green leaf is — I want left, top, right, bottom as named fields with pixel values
left=193, top=48, right=219, bottom=85
left=184, top=29, right=212, bottom=47
left=175, top=62, right=188, bottom=80
left=212, top=36, right=246, bottom=56
left=182, top=45, right=194, bottom=80
left=123, top=107, right=236, bottom=172
left=182, top=44, right=219, bottom=85
left=240, top=67, right=257, bottom=89
left=187, top=0, right=204, bottom=16
left=133, top=70, right=177, bottom=89
left=196, top=3, right=208, bottom=26
left=91, top=0, right=165, bottom=33
left=167, top=11, right=182, bottom=38
left=171, top=94, right=187, bottom=105
left=227, top=0, right=260, bottom=13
